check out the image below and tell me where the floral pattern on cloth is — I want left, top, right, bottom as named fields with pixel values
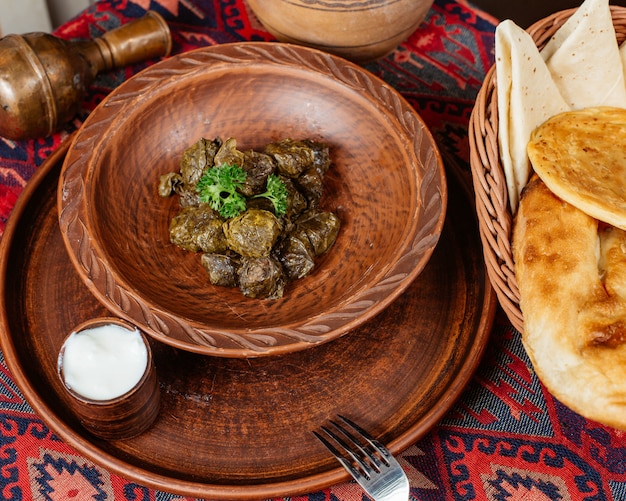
left=1, top=1, right=626, bottom=500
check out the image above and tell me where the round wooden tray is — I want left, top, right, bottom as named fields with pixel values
left=0, top=140, right=495, bottom=499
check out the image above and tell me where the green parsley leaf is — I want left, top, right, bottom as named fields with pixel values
left=252, top=174, right=288, bottom=217
left=196, top=164, right=247, bottom=218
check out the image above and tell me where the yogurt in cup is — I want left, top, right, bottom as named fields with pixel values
left=58, top=317, right=160, bottom=440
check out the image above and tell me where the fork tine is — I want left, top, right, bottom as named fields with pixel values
left=329, top=418, right=385, bottom=473
left=312, top=429, right=366, bottom=481
left=337, top=415, right=391, bottom=467
left=330, top=422, right=376, bottom=474
left=315, top=417, right=385, bottom=480
left=314, top=416, right=410, bottom=501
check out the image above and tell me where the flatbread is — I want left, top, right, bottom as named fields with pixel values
left=527, top=106, right=626, bottom=230
left=494, top=0, right=626, bottom=213
left=621, top=41, right=626, bottom=86
left=513, top=176, right=626, bottom=430
left=495, top=20, right=568, bottom=212
left=541, top=0, right=626, bottom=110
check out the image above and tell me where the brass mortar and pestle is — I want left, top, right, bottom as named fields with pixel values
left=0, top=11, right=172, bottom=141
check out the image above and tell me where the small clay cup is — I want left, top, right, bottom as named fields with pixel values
left=57, top=317, right=160, bottom=440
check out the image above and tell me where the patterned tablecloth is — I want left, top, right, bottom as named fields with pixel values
left=0, top=0, right=625, bottom=500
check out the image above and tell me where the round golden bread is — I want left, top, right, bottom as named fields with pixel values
left=527, top=106, right=626, bottom=230
left=513, top=176, right=626, bottom=430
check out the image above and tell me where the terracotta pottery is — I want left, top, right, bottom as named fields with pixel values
left=245, top=0, right=435, bottom=63
left=58, top=42, right=447, bottom=358
left=0, top=139, right=494, bottom=499
left=57, top=317, right=160, bottom=440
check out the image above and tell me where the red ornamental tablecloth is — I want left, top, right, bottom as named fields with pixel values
left=1, top=1, right=626, bottom=500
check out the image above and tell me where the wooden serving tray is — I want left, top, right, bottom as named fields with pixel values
left=0, top=139, right=495, bottom=500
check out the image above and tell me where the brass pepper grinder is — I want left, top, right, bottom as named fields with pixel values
left=0, top=11, right=172, bottom=140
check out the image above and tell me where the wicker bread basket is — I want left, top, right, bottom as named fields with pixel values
left=469, top=6, right=626, bottom=333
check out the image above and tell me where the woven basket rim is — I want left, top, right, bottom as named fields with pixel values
left=469, top=5, right=626, bottom=333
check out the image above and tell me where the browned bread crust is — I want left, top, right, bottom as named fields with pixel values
left=513, top=176, right=626, bottom=430
left=527, top=107, right=626, bottom=229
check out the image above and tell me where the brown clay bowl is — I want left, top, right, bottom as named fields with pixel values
left=58, top=42, right=447, bottom=358
left=245, top=0, right=435, bottom=63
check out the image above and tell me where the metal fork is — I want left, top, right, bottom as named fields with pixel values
left=313, top=415, right=410, bottom=501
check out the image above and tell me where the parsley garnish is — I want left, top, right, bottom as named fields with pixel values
left=196, top=165, right=288, bottom=219
left=196, top=164, right=247, bottom=218
left=252, top=174, right=288, bottom=217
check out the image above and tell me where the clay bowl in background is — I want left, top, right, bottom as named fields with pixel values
left=245, top=0, right=435, bottom=63
left=58, top=42, right=447, bottom=358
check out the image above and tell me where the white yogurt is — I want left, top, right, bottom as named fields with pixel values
left=60, top=323, right=148, bottom=401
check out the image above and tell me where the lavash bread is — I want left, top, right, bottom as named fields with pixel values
left=495, top=0, right=626, bottom=214
left=527, top=107, right=626, bottom=231
left=540, top=0, right=626, bottom=110
left=495, top=21, right=568, bottom=212
left=513, top=176, right=626, bottom=430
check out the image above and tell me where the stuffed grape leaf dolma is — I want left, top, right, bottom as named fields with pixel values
left=294, top=210, right=340, bottom=256
left=295, top=167, right=324, bottom=208
left=201, top=253, right=239, bottom=287
left=276, top=209, right=340, bottom=280
left=240, top=150, right=275, bottom=197
left=265, top=139, right=316, bottom=178
left=209, top=137, right=277, bottom=198
left=275, top=233, right=315, bottom=280
left=169, top=205, right=227, bottom=253
left=213, top=137, right=245, bottom=168
left=265, top=139, right=331, bottom=207
left=180, top=137, right=222, bottom=185
left=158, top=171, right=183, bottom=198
left=159, top=137, right=223, bottom=207
left=302, top=138, right=331, bottom=175
left=280, top=176, right=308, bottom=221
left=298, top=139, right=331, bottom=207
left=238, top=256, right=286, bottom=299
left=159, top=136, right=340, bottom=300
left=223, top=209, right=282, bottom=258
